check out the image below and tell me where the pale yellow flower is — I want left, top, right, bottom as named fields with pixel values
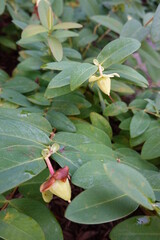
left=40, top=166, right=71, bottom=203
left=90, top=59, right=120, bottom=96
left=89, top=73, right=120, bottom=96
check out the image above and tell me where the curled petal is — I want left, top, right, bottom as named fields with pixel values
left=105, top=73, right=120, bottom=78
left=98, top=76, right=111, bottom=96
left=40, top=176, right=55, bottom=192
left=42, top=190, right=53, bottom=203
left=89, top=75, right=101, bottom=83
left=53, top=166, right=69, bottom=181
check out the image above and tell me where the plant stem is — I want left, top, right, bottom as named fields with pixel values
left=97, top=88, right=106, bottom=112
left=1, top=187, right=18, bottom=211
left=45, top=156, right=54, bottom=175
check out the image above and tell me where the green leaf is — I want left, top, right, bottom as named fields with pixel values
left=3, top=76, right=39, bottom=93
left=45, top=85, right=71, bottom=98
left=51, top=92, right=91, bottom=109
left=97, top=38, right=141, bottom=68
left=0, top=111, right=51, bottom=193
left=42, top=61, right=78, bottom=71
left=18, top=57, right=43, bottom=71
left=115, top=148, right=157, bottom=171
left=46, top=110, right=76, bottom=132
left=91, top=15, right=123, bottom=34
left=48, top=36, right=63, bottom=62
left=110, top=216, right=160, bottom=240
left=106, top=64, right=148, bottom=88
left=120, top=19, right=149, bottom=42
left=50, top=101, right=80, bottom=115
left=141, top=130, right=160, bottom=160
left=111, top=80, right=135, bottom=94
left=76, top=28, right=98, bottom=47
left=53, top=143, right=114, bottom=175
left=74, top=122, right=112, bottom=147
left=0, top=37, right=16, bottom=50
left=0, top=88, right=31, bottom=107
left=21, top=25, right=47, bottom=39
left=48, top=68, right=72, bottom=88
left=0, top=108, right=52, bottom=134
left=53, top=22, right=82, bottom=30
left=104, top=101, right=128, bottom=117
left=51, top=0, right=63, bottom=17
left=53, top=30, right=78, bottom=38
left=139, top=41, right=160, bottom=69
left=19, top=170, right=48, bottom=201
left=79, top=0, right=100, bottom=17
left=130, top=111, right=151, bottom=138
left=151, top=4, right=160, bottom=42
left=0, top=208, right=45, bottom=240
left=0, top=0, right=5, bottom=15
left=10, top=199, right=63, bottom=240
left=65, top=184, right=138, bottom=224
left=0, top=145, right=45, bottom=194
left=119, top=117, right=131, bottom=130
left=70, top=63, right=98, bottom=90
left=0, top=69, right=9, bottom=82
left=103, top=162, right=155, bottom=210
left=38, top=0, right=53, bottom=29
left=54, top=132, right=91, bottom=147
left=142, top=170, right=160, bottom=201
left=90, top=112, right=112, bottom=139
left=27, top=93, right=50, bottom=106
left=72, top=160, right=112, bottom=189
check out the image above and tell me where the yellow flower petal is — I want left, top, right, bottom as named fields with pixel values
left=98, top=76, right=111, bottom=96
left=89, top=75, right=101, bottom=83
left=49, top=179, right=71, bottom=202
left=42, top=190, right=53, bottom=203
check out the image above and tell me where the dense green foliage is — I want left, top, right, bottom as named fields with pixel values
left=0, top=0, right=160, bottom=239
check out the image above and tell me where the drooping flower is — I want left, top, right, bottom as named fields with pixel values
left=89, top=59, right=120, bottom=96
left=40, top=166, right=71, bottom=203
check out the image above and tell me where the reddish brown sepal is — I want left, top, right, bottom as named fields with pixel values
left=53, top=166, right=69, bottom=181
left=40, top=176, right=55, bottom=192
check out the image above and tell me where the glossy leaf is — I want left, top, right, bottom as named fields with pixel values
left=21, top=25, right=47, bottom=39
left=103, top=162, right=155, bottom=210
left=53, top=22, right=82, bottom=30
left=110, top=216, right=160, bottom=240
left=151, top=4, right=160, bottom=42
left=74, top=122, right=112, bottom=147
left=91, top=15, right=123, bottom=34
left=0, top=208, right=45, bottom=240
left=141, top=130, right=160, bottom=160
left=70, top=63, right=98, bottom=90
left=104, top=101, right=128, bottom=117
left=65, top=184, right=138, bottom=224
left=48, top=36, right=63, bottom=62
left=97, top=38, right=141, bottom=68
left=10, top=199, right=63, bottom=240
left=90, top=112, right=112, bottom=138
left=130, top=111, right=151, bottom=138
left=106, top=64, right=148, bottom=88
left=46, top=110, right=76, bottom=132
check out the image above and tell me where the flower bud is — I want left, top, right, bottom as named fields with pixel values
left=97, top=76, right=111, bottom=96
left=50, top=179, right=71, bottom=202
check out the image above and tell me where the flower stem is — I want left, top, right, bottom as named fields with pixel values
left=97, top=88, right=106, bottom=112
left=45, top=156, right=54, bottom=175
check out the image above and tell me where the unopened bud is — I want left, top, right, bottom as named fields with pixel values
left=50, top=179, right=71, bottom=203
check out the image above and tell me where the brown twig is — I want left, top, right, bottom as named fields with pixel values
left=1, top=187, right=18, bottom=211
left=144, top=16, right=153, bottom=27
left=98, top=29, right=111, bottom=43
